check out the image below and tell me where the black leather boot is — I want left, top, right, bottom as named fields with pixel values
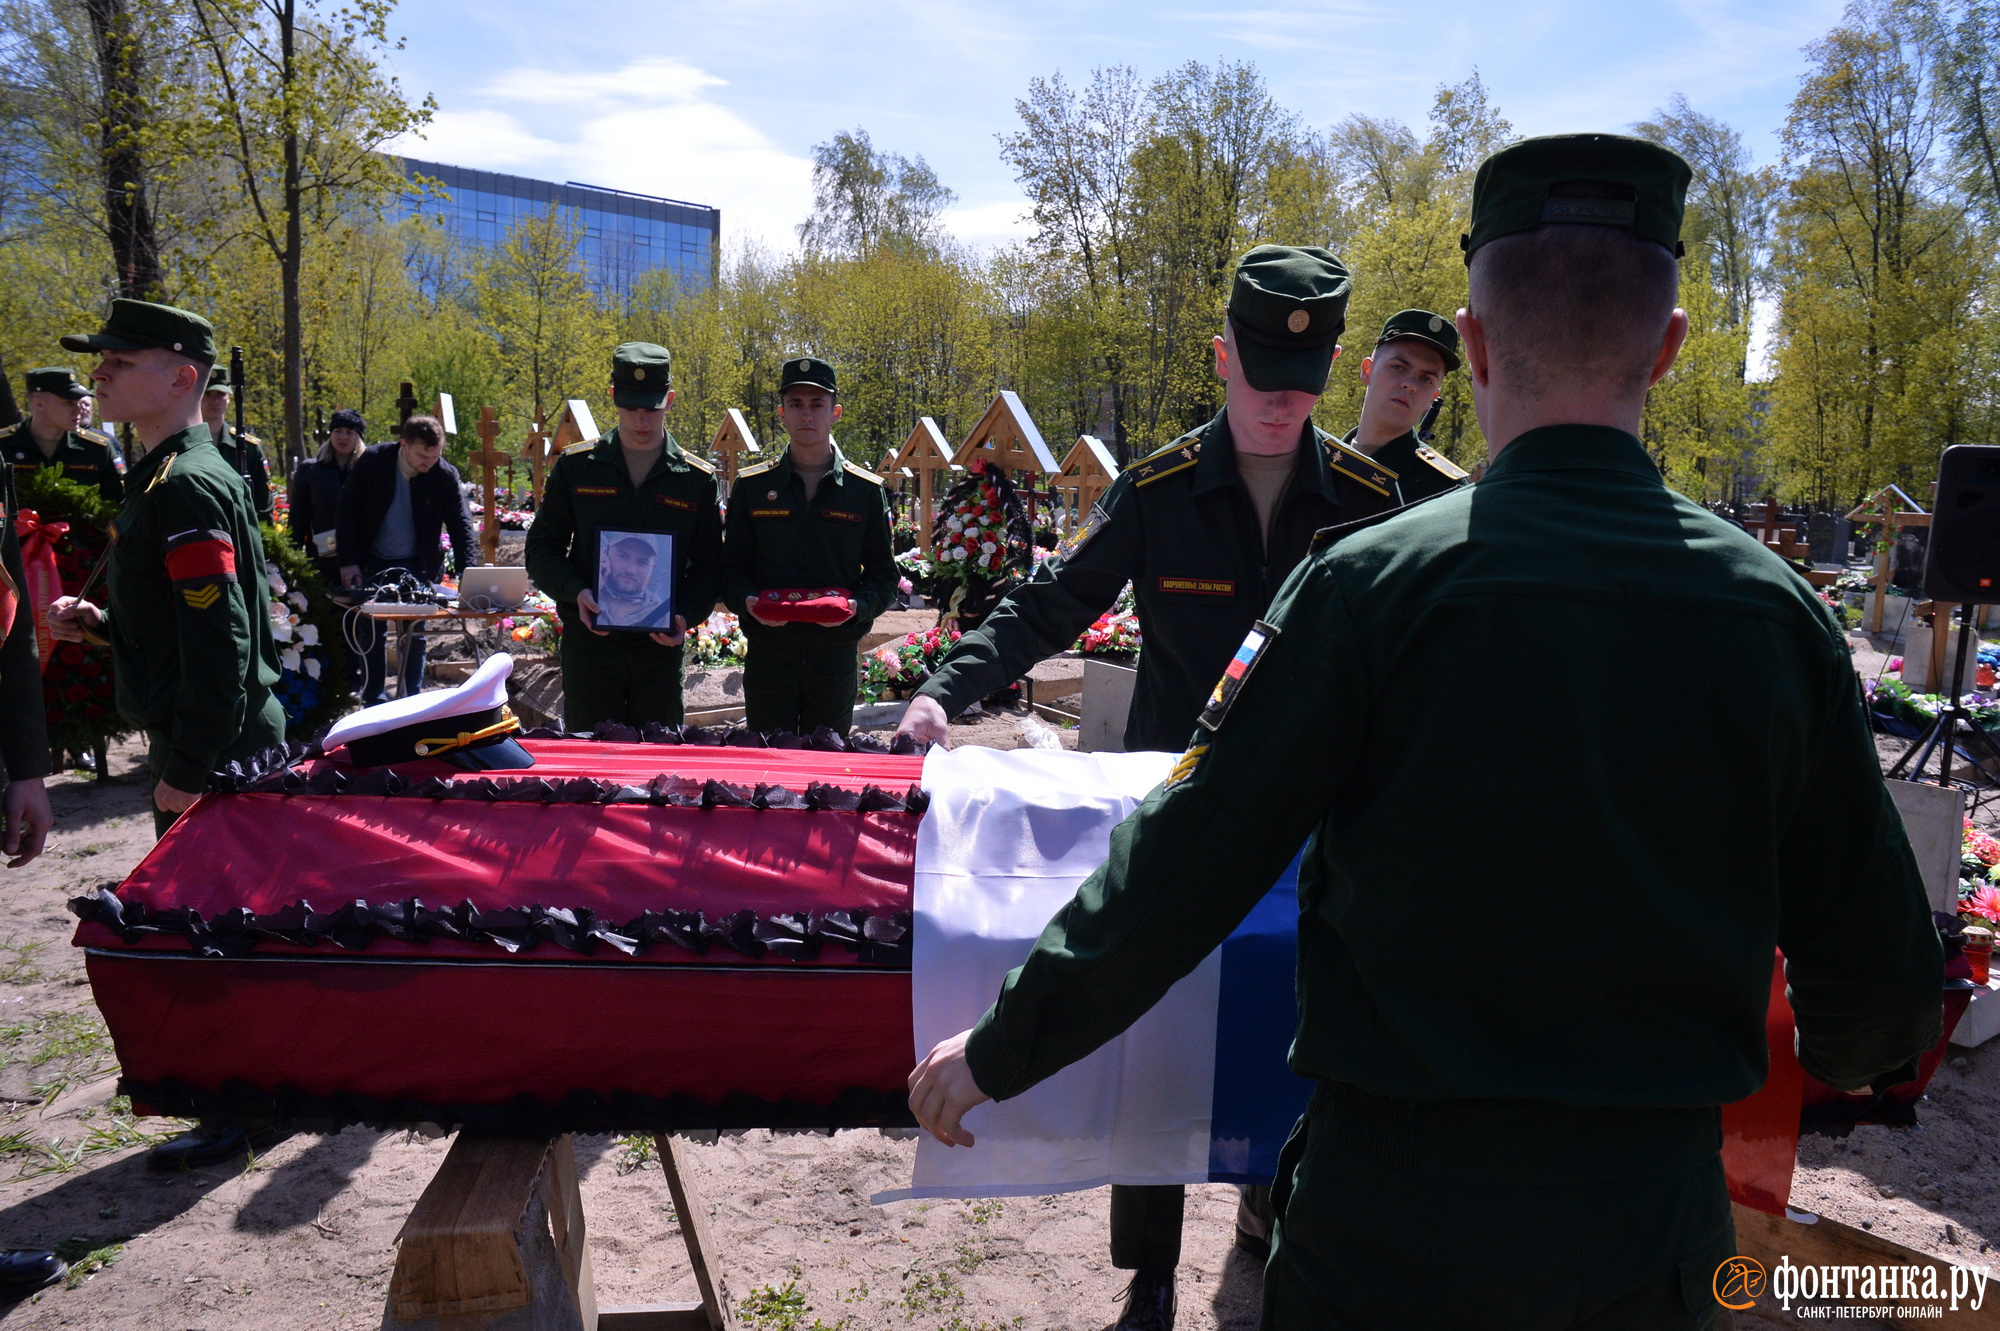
left=1111, top=1268, right=1176, bottom=1331
left=0, top=1250, right=66, bottom=1292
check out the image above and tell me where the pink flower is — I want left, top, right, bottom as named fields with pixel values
left=1966, top=885, right=2000, bottom=924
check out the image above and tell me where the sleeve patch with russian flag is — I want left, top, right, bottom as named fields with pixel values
left=1197, top=620, right=1278, bottom=732
left=163, top=528, right=237, bottom=600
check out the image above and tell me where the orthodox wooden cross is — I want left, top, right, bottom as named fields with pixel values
left=1845, top=485, right=1931, bottom=634
left=397, top=381, right=419, bottom=428
left=708, top=408, right=760, bottom=489
left=1053, top=435, right=1118, bottom=529
left=885, top=417, right=959, bottom=553
left=468, top=407, right=511, bottom=566
left=953, top=392, right=1059, bottom=522
left=521, top=414, right=554, bottom=501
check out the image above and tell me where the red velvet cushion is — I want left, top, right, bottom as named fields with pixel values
left=749, top=587, right=854, bottom=623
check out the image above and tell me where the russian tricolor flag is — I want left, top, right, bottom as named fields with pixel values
left=877, top=747, right=1311, bottom=1203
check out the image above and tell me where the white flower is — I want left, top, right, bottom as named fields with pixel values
left=297, top=624, right=319, bottom=646
left=287, top=592, right=308, bottom=610
left=946, top=517, right=964, bottom=533
left=270, top=618, right=294, bottom=642
left=304, top=658, right=322, bottom=679
left=280, top=646, right=301, bottom=672
left=980, top=541, right=997, bottom=556
left=950, top=547, right=967, bottom=561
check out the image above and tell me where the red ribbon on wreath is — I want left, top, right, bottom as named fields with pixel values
left=14, top=509, right=70, bottom=669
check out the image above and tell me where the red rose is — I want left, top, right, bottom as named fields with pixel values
left=79, top=660, right=102, bottom=677
left=83, top=704, right=104, bottom=720
left=58, top=644, right=84, bottom=666
left=65, top=685, right=89, bottom=702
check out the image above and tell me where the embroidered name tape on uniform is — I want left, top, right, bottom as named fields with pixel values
left=749, top=507, right=791, bottom=519
left=1197, top=620, right=1278, bottom=732
left=655, top=495, right=696, bottom=512
left=574, top=485, right=618, bottom=497
left=163, top=528, right=237, bottom=588
left=821, top=509, right=862, bottom=523
left=1158, top=576, right=1234, bottom=596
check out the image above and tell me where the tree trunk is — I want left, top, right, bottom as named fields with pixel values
left=280, top=0, right=305, bottom=469
left=83, top=0, right=162, bottom=297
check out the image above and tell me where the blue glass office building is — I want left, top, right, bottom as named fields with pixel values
left=394, top=156, right=719, bottom=296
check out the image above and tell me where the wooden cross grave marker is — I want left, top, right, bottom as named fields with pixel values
left=708, top=408, right=760, bottom=488
left=550, top=399, right=601, bottom=456
left=952, top=391, right=1059, bottom=520
left=397, top=380, right=419, bottom=428
left=521, top=413, right=554, bottom=501
left=1845, top=484, right=1931, bottom=635
left=885, top=417, right=960, bottom=554
left=468, top=407, right=512, bottom=566
left=1053, top=434, right=1118, bottom=531
left=1749, top=497, right=1812, bottom=562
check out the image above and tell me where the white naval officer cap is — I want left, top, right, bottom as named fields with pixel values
left=323, top=653, right=535, bottom=770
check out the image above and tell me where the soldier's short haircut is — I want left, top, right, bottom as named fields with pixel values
left=1467, top=224, right=1678, bottom=397
left=400, top=414, right=444, bottom=447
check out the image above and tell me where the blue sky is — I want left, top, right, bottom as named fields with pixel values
left=382, top=0, right=1848, bottom=253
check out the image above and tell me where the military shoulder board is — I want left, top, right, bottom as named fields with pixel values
left=1129, top=439, right=1200, bottom=487
left=1415, top=444, right=1469, bottom=482
left=1324, top=438, right=1398, bottom=498
left=0, top=423, right=17, bottom=442
left=562, top=439, right=596, bottom=456
left=146, top=451, right=178, bottom=492
left=80, top=428, right=113, bottom=446
left=680, top=451, right=716, bottom=475
left=736, top=458, right=779, bottom=481
left=842, top=459, right=883, bottom=485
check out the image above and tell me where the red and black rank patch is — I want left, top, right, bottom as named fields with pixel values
left=655, top=495, right=697, bottom=512
left=163, top=527, right=236, bottom=609
left=1158, top=576, right=1235, bottom=597
left=1197, top=620, right=1278, bottom=732
left=821, top=508, right=862, bottom=523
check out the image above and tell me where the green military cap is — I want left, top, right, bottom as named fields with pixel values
left=61, top=298, right=217, bottom=365
left=205, top=365, right=235, bottom=393
left=1226, top=245, right=1351, bottom=395
left=24, top=367, right=88, bottom=400
left=611, top=341, right=672, bottom=409
left=779, top=355, right=837, bottom=395
left=1375, top=309, right=1461, bottom=373
left=1461, top=133, right=1691, bottom=263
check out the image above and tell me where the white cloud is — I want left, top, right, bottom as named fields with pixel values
left=945, top=197, right=1035, bottom=251
left=388, top=55, right=814, bottom=250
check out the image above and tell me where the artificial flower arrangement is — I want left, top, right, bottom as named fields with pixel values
left=859, top=625, right=962, bottom=703
left=259, top=524, right=356, bottom=735
left=928, top=462, right=1033, bottom=586
left=687, top=610, right=749, bottom=670
left=1076, top=609, right=1141, bottom=659
left=16, top=470, right=129, bottom=756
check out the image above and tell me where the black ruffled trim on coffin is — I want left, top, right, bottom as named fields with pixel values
left=207, top=762, right=932, bottom=815
left=69, top=887, right=912, bottom=966
left=122, top=1075, right=917, bottom=1135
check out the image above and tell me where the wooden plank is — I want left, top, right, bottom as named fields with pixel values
left=542, top=1133, right=598, bottom=1329
left=390, top=1133, right=553, bottom=1319
left=656, top=1135, right=732, bottom=1331
left=599, top=1305, right=712, bottom=1330
left=1730, top=1202, right=2000, bottom=1328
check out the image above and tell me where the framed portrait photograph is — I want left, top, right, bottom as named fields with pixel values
left=594, top=529, right=678, bottom=631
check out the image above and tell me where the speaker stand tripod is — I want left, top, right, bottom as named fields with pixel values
left=1888, top=603, right=2000, bottom=786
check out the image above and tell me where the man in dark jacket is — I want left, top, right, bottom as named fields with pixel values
left=289, top=407, right=364, bottom=585
left=335, top=414, right=473, bottom=702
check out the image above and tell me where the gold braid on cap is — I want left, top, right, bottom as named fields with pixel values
left=412, top=708, right=520, bottom=759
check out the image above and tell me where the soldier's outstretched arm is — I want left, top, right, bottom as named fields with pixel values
left=958, top=555, right=1361, bottom=1103
left=917, top=478, right=1145, bottom=722
left=1777, top=650, right=1944, bottom=1091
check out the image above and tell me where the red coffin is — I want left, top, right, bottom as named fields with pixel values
left=72, top=739, right=927, bottom=1133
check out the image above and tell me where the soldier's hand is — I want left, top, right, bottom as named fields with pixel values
left=897, top=695, right=951, bottom=748
left=747, top=597, right=789, bottom=628
left=828, top=596, right=856, bottom=626
left=153, top=780, right=200, bottom=815
left=3, top=779, right=52, bottom=869
left=46, top=597, right=102, bottom=642
left=649, top=615, right=688, bottom=648
left=908, top=1029, right=989, bottom=1148
left=576, top=589, right=611, bottom=636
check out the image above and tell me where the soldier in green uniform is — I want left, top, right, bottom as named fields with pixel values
left=0, top=367, right=125, bottom=502
left=200, top=365, right=274, bottom=521
left=910, top=135, right=1945, bottom=1330
left=47, top=300, right=285, bottom=840
left=721, top=357, right=896, bottom=736
left=1340, top=309, right=1470, bottom=503
left=526, top=343, right=722, bottom=733
left=898, top=245, right=1379, bottom=1331
left=899, top=247, right=1406, bottom=761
